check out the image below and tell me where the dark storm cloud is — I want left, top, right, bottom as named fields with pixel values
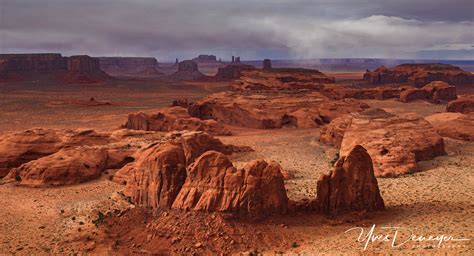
left=0, top=0, right=473, bottom=60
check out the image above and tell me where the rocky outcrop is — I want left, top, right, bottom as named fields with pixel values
left=214, top=64, right=256, bottom=81
left=98, top=57, right=162, bottom=76
left=446, top=95, right=474, bottom=114
left=123, top=106, right=231, bottom=136
left=322, top=109, right=446, bottom=177
left=400, top=81, right=457, bottom=103
left=167, top=60, right=206, bottom=80
left=5, top=148, right=108, bottom=186
left=172, top=151, right=288, bottom=215
left=188, top=92, right=367, bottom=129
left=230, top=68, right=335, bottom=91
left=122, top=131, right=253, bottom=209
left=364, top=63, right=474, bottom=87
left=316, top=145, right=385, bottom=215
left=425, top=112, right=474, bottom=141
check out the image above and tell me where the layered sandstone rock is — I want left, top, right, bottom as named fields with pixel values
left=447, top=95, right=474, bottom=114
left=192, top=55, right=217, bottom=63
left=425, top=112, right=474, bottom=141
left=316, top=145, right=385, bottom=215
left=5, top=148, right=108, bottom=186
left=322, top=109, right=446, bottom=177
left=188, top=92, right=366, bottom=129
left=230, top=68, right=335, bottom=91
left=123, top=106, right=231, bottom=135
left=172, top=151, right=288, bottom=215
left=364, top=63, right=474, bottom=87
left=400, top=81, right=457, bottom=103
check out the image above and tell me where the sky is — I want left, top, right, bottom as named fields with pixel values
left=0, top=0, right=473, bottom=61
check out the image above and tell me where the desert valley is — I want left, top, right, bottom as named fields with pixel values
left=0, top=52, right=473, bottom=255
left=1, top=0, right=474, bottom=255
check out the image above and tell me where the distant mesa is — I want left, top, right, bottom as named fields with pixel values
left=0, top=53, right=111, bottom=84
left=167, top=60, right=206, bottom=80
left=363, top=63, right=474, bottom=87
left=263, top=59, right=272, bottom=69
left=98, top=57, right=164, bottom=77
left=192, top=54, right=218, bottom=63
left=213, top=63, right=256, bottom=81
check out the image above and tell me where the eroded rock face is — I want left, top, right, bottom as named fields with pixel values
left=5, top=148, right=108, bottom=186
left=63, top=55, right=112, bottom=84
left=124, top=106, right=231, bottom=136
left=319, top=115, right=351, bottom=147
left=400, top=81, right=457, bottom=103
left=172, top=151, right=288, bottom=215
left=364, top=64, right=474, bottom=87
left=188, top=92, right=367, bottom=129
left=323, top=109, right=446, bottom=177
left=122, top=131, right=250, bottom=208
left=447, top=95, right=474, bottom=114
left=425, top=112, right=474, bottom=141
left=316, top=145, right=385, bottom=215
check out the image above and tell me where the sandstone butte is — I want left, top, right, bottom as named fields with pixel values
left=97, top=57, right=163, bottom=77
left=167, top=60, right=206, bottom=80
left=363, top=63, right=474, bottom=87
left=316, top=145, right=385, bottom=215
left=320, top=109, right=446, bottom=177
left=123, top=106, right=231, bottom=136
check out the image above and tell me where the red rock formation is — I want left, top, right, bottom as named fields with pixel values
left=400, top=81, right=457, bottom=103
left=167, top=60, right=206, bottom=80
left=124, top=106, right=231, bottom=135
left=317, top=99, right=370, bottom=123
left=63, top=55, right=112, bottom=83
left=5, top=148, right=108, bottom=186
left=323, top=109, right=446, bottom=177
left=121, top=131, right=250, bottom=208
left=319, top=115, right=351, bottom=147
left=188, top=92, right=366, bottom=129
left=425, top=112, right=474, bottom=141
left=316, top=145, right=385, bottom=215
left=0, top=129, right=118, bottom=178
left=230, top=68, right=335, bottom=91
left=364, top=63, right=474, bottom=87
left=98, top=57, right=162, bottom=76
left=446, top=95, right=474, bottom=114
left=214, top=64, right=256, bottom=81
left=172, top=151, right=288, bottom=215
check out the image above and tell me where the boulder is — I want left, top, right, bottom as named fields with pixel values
left=446, top=95, right=474, bottom=114
left=172, top=151, right=288, bottom=215
left=425, top=112, right=474, bottom=141
left=123, top=106, right=231, bottom=136
left=316, top=145, right=385, bottom=215
left=333, top=109, right=445, bottom=177
left=5, top=148, right=108, bottom=186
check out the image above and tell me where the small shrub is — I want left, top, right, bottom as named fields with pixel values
left=15, top=175, right=22, bottom=182
left=291, top=241, right=299, bottom=248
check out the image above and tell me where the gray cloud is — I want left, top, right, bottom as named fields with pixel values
left=0, top=0, right=473, bottom=61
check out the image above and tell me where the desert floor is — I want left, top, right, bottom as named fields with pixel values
left=0, top=78, right=473, bottom=255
